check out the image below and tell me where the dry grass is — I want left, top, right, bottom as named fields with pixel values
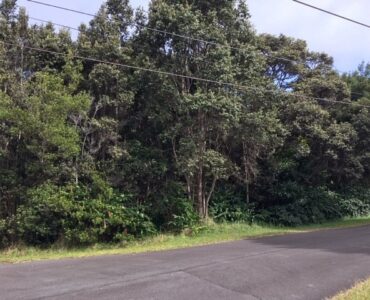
left=331, top=278, right=370, bottom=300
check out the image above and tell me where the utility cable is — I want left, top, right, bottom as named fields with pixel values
left=292, top=0, right=370, bottom=29
left=28, top=16, right=80, bottom=32
left=26, top=15, right=365, bottom=98
left=27, top=16, right=224, bottom=68
left=26, top=0, right=336, bottom=71
left=1, top=39, right=369, bottom=108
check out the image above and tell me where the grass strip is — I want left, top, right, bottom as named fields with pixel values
left=1, top=216, right=370, bottom=264
left=331, top=278, right=370, bottom=300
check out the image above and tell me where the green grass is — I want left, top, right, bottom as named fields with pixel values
left=1, top=216, right=370, bottom=264
left=331, top=278, right=370, bottom=300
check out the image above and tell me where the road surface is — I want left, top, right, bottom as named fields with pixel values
left=1, top=225, right=370, bottom=300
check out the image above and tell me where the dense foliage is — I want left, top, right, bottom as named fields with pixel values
left=0, top=0, right=369, bottom=248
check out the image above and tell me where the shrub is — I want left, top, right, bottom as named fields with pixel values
left=255, top=188, right=344, bottom=226
left=167, top=197, right=199, bottom=232
left=14, top=184, right=73, bottom=246
left=0, top=218, right=11, bottom=248
left=339, top=188, right=370, bottom=217
left=149, top=181, right=199, bottom=231
left=254, top=187, right=370, bottom=226
left=210, top=187, right=254, bottom=223
left=210, top=201, right=254, bottom=223
left=63, top=195, right=157, bottom=245
left=14, top=184, right=156, bottom=247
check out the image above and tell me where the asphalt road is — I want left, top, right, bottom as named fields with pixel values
left=1, top=225, right=370, bottom=300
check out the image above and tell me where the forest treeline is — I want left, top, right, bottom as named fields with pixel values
left=0, top=0, right=369, bottom=247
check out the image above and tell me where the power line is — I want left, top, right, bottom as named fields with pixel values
left=24, top=5, right=369, bottom=97
left=27, top=16, right=368, bottom=98
left=26, top=0, right=337, bottom=72
left=0, top=40, right=258, bottom=90
left=28, top=16, right=80, bottom=32
left=29, top=15, right=366, bottom=97
left=1, top=40, right=369, bottom=109
left=27, top=0, right=96, bottom=18
left=16, top=2, right=370, bottom=102
left=26, top=16, right=226, bottom=69
left=26, top=0, right=370, bottom=85
left=292, top=0, right=370, bottom=29
left=25, top=16, right=358, bottom=80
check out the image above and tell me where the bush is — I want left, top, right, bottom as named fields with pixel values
left=210, top=187, right=254, bottom=223
left=149, top=182, right=199, bottom=232
left=0, top=218, right=11, bottom=248
left=167, top=197, right=199, bottom=232
left=14, top=184, right=73, bottom=246
left=337, top=188, right=370, bottom=217
left=255, top=188, right=344, bottom=226
left=255, top=201, right=341, bottom=227
left=210, top=201, right=254, bottom=223
left=63, top=195, right=157, bottom=245
left=255, top=187, right=370, bottom=226
left=13, top=184, right=156, bottom=247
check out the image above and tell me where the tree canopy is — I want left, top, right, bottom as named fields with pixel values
left=0, top=0, right=369, bottom=247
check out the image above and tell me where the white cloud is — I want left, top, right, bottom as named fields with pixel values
left=248, top=0, right=370, bottom=71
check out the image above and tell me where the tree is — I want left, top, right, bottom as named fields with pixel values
left=233, top=108, right=285, bottom=203
left=132, top=0, right=265, bottom=219
left=0, top=66, right=89, bottom=216
left=0, top=0, right=370, bottom=246
left=343, top=62, right=370, bottom=102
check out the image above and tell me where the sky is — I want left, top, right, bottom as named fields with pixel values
left=17, top=0, right=370, bottom=73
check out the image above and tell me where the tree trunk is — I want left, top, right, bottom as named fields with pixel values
left=186, top=176, right=192, bottom=201
left=196, top=110, right=207, bottom=219
left=243, top=142, right=250, bottom=204
left=204, top=176, right=217, bottom=219
left=172, top=137, right=193, bottom=201
left=197, top=170, right=205, bottom=218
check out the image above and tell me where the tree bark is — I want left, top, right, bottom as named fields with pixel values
left=243, top=142, right=250, bottom=204
left=205, top=176, right=217, bottom=219
left=197, top=169, right=204, bottom=218
left=197, top=110, right=206, bottom=219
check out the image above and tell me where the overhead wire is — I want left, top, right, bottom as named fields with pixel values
left=26, top=0, right=370, bottom=91
left=26, top=15, right=359, bottom=83
left=1, top=39, right=369, bottom=109
left=28, top=16, right=80, bottom=32
left=25, top=0, right=341, bottom=74
left=25, top=0, right=370, bottom=82
left=292, top=0, right=370, bottom=29
left=17, top=0, right=370, bottom=103
left=26, top=16, right=229, bottom=69
left=0, top=40, right=258, bottom=91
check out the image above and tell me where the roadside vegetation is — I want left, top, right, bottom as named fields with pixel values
left=331, top=278, right=370, bottom=300
left=0, top=0, right=369, bottom=253
left=1, top=217, right=370, bottom=263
